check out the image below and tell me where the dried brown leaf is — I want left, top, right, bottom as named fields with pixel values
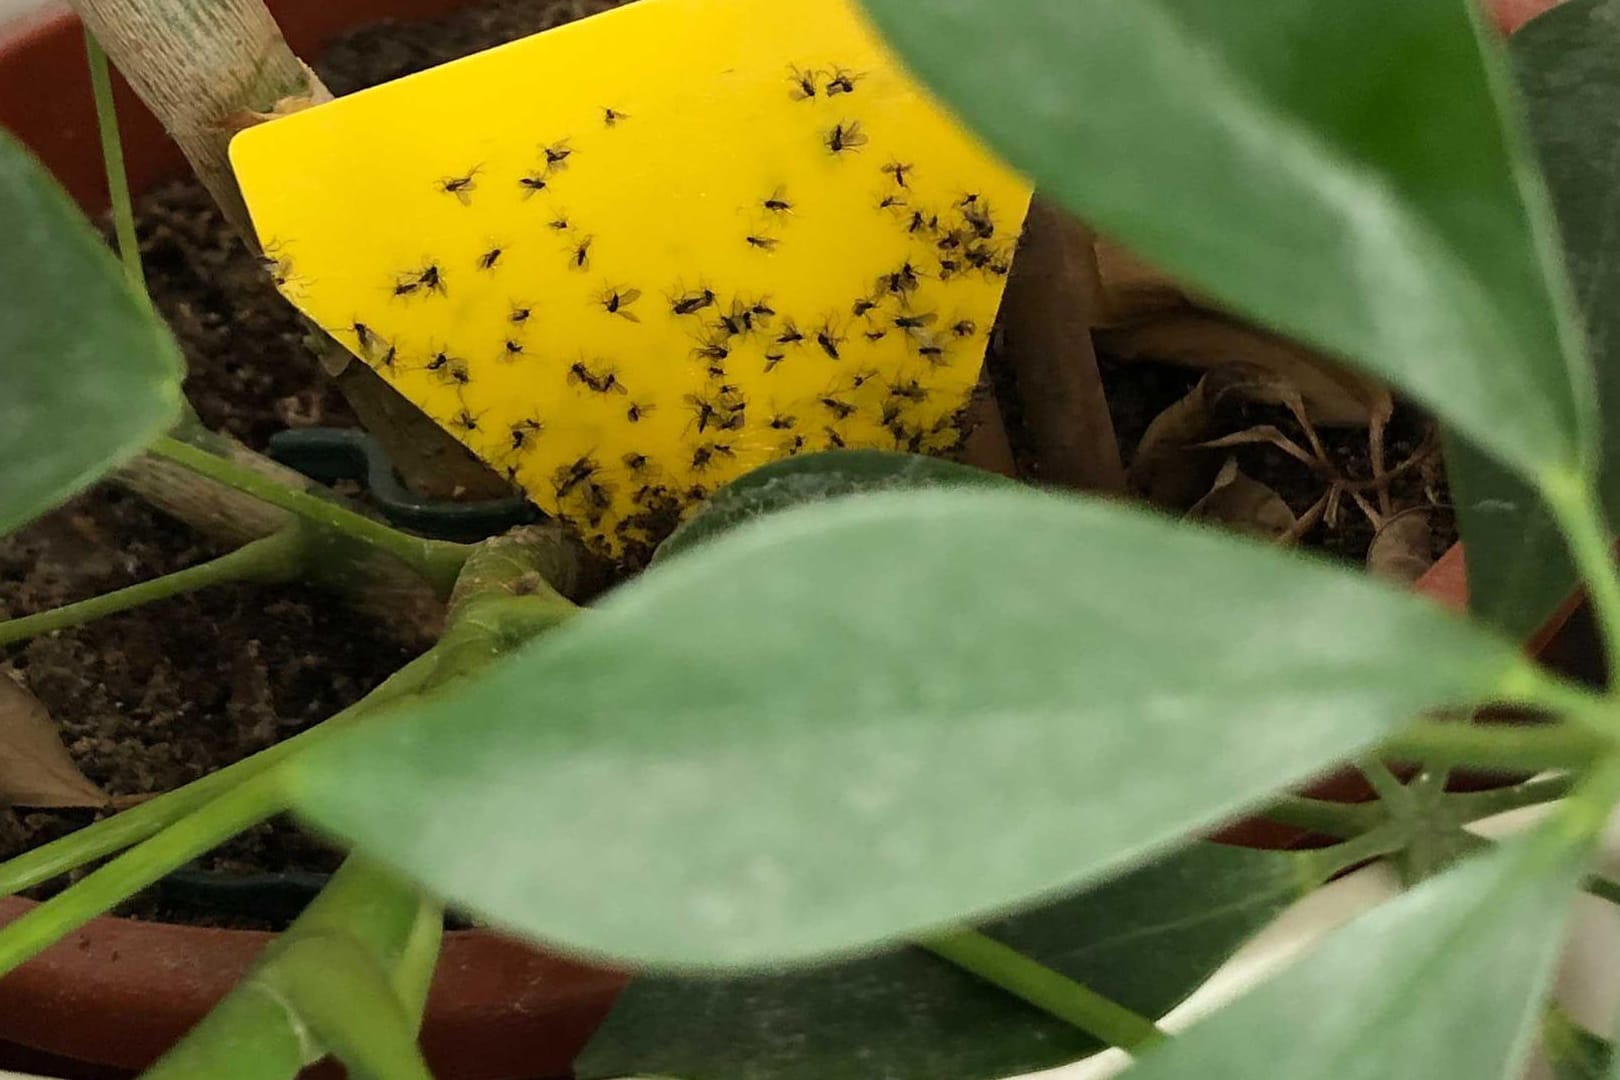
left=1187, top=458, right=1297, bottom=542
left=1128, top=377, right=1222, bottom=508
left=1198, top=424, right=1320, bottom=469
left=1091, top=236, right=1194, bottom=325
left=1367, top=510, right=1436, bottom=586
left=1129, top=366, right=1279, bottom=507
left=1097, top=312, right=1383, bottom=426
left=0, top=673, right=107, bottom=809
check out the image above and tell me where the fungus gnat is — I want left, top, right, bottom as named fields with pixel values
left=568, top=359, right=627, bottom=395
left=598, top=285, right=643, bottom=321
left=508, top=417, right=543, bottom=452
left=826, top=121, right=868, bottom=155
left=542, top=140, right=574, bottom=170
left=570, top=235, right=594, bottom=271
left=438, top=168, right=480, bottom=204
left=819, top=395, right=857, bottom=421
left=815, top=317, right=847, bottom=360
left=894, top=311, right=938, bottom=331
left=826, top=67, right=863, bottom=95
left=671, top=286, right=717, bottom=316
left=553, top=455, right=601, bottom=499
left=789, top=65, right=821, bottom=100
left=881, top=161, right=913, bottom=188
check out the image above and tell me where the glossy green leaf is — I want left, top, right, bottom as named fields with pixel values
left=858, top=0, right=1591, bottom=489
left=0, top=130, right=183, bottom=536
left=1446, top=0, right=1620, bottom=639
left=656, top=450, right=1012, bottom=563
left=1120, top=823, right=1590, bottom=1080
left=577, top=843, right=1324, bottom=1080
left=289, top=487, right=1534, bottom=968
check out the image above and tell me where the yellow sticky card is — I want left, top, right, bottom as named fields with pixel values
left=231, top=0, right=1031, bottom=558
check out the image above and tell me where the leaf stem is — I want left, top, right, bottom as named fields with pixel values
left=919, top=929, right=1167, bottom=1054
left=82, top=29, right=143, bottom=295
left=1583, top=873, right=1620, bottom=907
left=1541, top=473, right=1620, bottom=688
left=148, top=435, right=470, bottom=595
left=0, top=649, right=440, bottom=896
left=1381, top=719, right=1609, bottom=773
left=0, top=773, right=284, bottom=978
left=1258, top=795, right=1383, bottom=839
left=0, top=528, right=304, bottom=648
left=1357, top=756, right=1411, bottom=806
left=1304, top=824, right=1411, bottom=882
left=1445, top=773, right=1573, bottom=821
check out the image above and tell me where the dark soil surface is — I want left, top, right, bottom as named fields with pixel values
left=0, top=0, right=1455, bottom=929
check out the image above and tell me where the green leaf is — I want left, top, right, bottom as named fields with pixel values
left=577, top=843, right=1322, bottom=1080
left=0, top=130, right=183, bottom=536
left=288, top=487, right=1534, bottom=968
left=656, top=450, right=1013, bottom=563
left=858, top=0, right=1590, bottom=488
left=1445, top=0, right=1620, bottom=639
left=1118, top=823, right=1590, bottom=1080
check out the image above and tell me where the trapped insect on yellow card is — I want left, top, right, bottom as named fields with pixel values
left=230, top=0, right=1033, bottom=557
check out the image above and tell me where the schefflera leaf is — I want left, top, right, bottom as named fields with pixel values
left=1119, top=819, right=1594, bottom=1080
left=288, top=487, right=1537, bottom=968
left=576, top=843, right=1332, bottom=1080
left=857, top=0, right=1594, bottom=492
left=655, top=449, right=1014, bottom=562
left=1443, top=0, right=1620, bottom=641
left=0, top=131, right=184, bottom=536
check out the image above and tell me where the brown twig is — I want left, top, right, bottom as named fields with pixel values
left=998, top=198, right=1127, bottom=494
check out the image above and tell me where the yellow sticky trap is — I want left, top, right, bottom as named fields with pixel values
left=230, top=0, right=1031, bottom=558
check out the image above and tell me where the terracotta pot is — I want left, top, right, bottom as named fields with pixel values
left=0, top=896, right=626, bottom=1080
left=0, top=3, right=626, bottom=1078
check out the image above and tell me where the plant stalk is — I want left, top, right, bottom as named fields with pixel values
left=1258, top=795, right=1382, bottom=839
left=81, top=30, right=144, bottom=294
left=1446, top=773, right=1573, bottom=821
left=919, top=929, right=1167, bottom=1054
left=0, top=528, right=304, bottom=648
left=1540, top=473, right=1620, bottom=688
left=0, top=526, right=582, bottom=897
left=148, top=435, right=471, bottom=597
left=1382, top=719, right=1609, bottom=773
left=1583, top=873, right=1620, bottom=907
left=0, top=649, right=439, bottom=897
left=0, top=774, right=284, bottom=978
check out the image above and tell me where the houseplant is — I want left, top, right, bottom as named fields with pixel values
left=8, top=2, right=1620, bottom=1080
